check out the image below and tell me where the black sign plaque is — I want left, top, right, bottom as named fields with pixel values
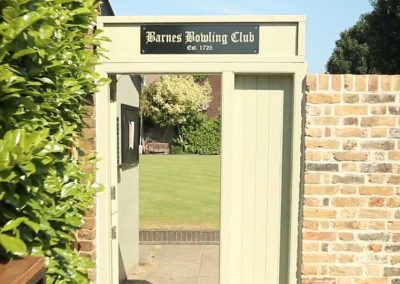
left=140, top=24, right=259, bottom=54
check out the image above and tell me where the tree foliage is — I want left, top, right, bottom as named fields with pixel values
left=140, top=75, right=212, bottom=127
left=327, top=0, right=400, bottom=74
left=326, top=19, right=372, bottom=74
left=0, top=0, right=106, bottom=282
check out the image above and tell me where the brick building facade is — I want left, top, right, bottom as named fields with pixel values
left=203, top=75, right=221, bottom=119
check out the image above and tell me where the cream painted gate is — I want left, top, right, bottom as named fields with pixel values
left=95, top=15, right=306, bottom=284
left=220, top=75, right=293, bottom=283
left=109, top=75, right=140, bottom=283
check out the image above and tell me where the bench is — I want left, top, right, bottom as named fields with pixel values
left=145, top=142, right=170, bottom=154
left=0, top=257, right=46, bottom=284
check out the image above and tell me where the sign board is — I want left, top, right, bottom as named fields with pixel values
left=140, top=24, right=259, bottom=54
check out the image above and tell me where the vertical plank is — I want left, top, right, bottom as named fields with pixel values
left=95, top=72, right=113, bottom=284
left=253, top=75, right=270, bottom=284
left=227, top=75, right=293, bottom=284
left=265, top=76, right=285, bottom=283
left=230, top=75, right=245, bottom=283
left=279, top=75, right=294, bottom=284
left=289, top=72, right=302, bottom=284
left=241, top=76, right=258, bottom=284
left=108, top=76, right=119, bottom=284
left=220, top=71, right=235, bottom=284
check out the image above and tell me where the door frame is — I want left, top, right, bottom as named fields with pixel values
left=95, top=15, right=306, bottom=284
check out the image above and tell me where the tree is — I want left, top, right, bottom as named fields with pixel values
left=366, top=0, right=400, bottom=74
left=326, top=19, right=373, bottom=74
left=140, top=75, right=212, bottom=128
left=327, top=0, right=400, bottom=74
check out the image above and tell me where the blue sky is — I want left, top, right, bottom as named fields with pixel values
left=108, top=0, right=372, bottom=73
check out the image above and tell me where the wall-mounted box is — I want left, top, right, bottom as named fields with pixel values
left=120, top=104, right=140, bottom=167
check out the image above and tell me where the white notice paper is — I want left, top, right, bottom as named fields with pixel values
left=129, top=121, right=134, bottom=149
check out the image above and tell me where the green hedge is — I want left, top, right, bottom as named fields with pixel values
left=0, top=0, right=105, bottom=283
left=181, top=117, right=221, bottom=155
left=170, top=145, right=184, bottom=155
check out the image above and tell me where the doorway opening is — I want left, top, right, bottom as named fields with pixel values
left=112, top=73, right=222, bottom=283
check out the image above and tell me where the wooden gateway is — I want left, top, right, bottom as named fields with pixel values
left=95, top=15, right=306, bottom=284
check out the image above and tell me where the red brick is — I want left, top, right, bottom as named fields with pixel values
left=307, top=74, right=317, bottom=91
left=359, top=186, right=394, bottom=196
left=356, top=75, right=367, bottom=91
left=331, top=75, right=341, bottom=91
left=342, top=93, right=359, bottom=103
left=305, top=185, right=339, bottom=195
left=306, top=139, right=339, bottom=149
left=303, top=231, right=337, bottom=241
left=361, top=117, right=396, bottom=127
left=339, top=233, right=354, bottom=241
left=368, top=75, right=379, bottom=91
left=369, top=244, right=382, bottom=252
left=330, top=266, right=362, bottom=276
left=332, top=197, right=361, bottom=207
left=368, top=197, right=385, bottom=207
left=334, top=152, right=368, bottom=161
left=78, top=240, right=94, bottom=251
left=394, top=75, right=400, bottom=91
left=344, top=75, right=354, bottom=91
left=335, top=128, right=367, bottom=137
left=359, top=209, right=390, bottom=219
left=308, top=93, right=340, bottom=104
left=381, top=75, right=392, bottom=91
left=389, top=151, right=400, bottom=160
left=335, top=106, right=368, bottom=116
left=319, top=74, right=329, bottom=90
left=303, top=254, right=336, bottom=263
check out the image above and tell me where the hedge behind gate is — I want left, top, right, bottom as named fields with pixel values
left=0, top=0, right=106, bottom=282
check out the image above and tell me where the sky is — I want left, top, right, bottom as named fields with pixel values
left=108, top=0, right=373, bottom=73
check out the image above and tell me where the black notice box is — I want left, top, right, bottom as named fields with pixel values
left=141, top=24, right=259, bottom=54
left=121, top=104, right=140, bottom=167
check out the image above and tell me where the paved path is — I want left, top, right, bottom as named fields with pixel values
left=127, top=245, right=219, bottom=284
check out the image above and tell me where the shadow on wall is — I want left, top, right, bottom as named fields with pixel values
left=125, top=281, right=153, bottom=284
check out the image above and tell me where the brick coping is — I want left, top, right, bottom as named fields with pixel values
left=139, top=230, right=220, bottom=245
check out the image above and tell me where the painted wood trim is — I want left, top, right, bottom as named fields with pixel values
left=220, top=71, right=235, bottom=284
left=98, top=15, right=306, bottom=25
left=297, top=21, right=306, bottom=56
left=288, top=71, right=306, bottom=284
left=95, top=72, right=112, bottom=284
left=100, top=56, right=306, bottom=64
left=96, top=62, right=305, bottom=74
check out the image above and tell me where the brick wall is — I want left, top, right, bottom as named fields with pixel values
left=204, top=74, right=221, bottom=119
left=302, top=74, right=400, bottom=284
left=78, top=96, right=97, bottom=282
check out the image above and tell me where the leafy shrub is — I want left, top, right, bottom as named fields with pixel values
left=140, top=75, right=212, bottom=127
left=0, top=0, right=105, bottom=282
left=180, top=116, right=221, bottom=155
left=170, top=145, right=184, bottom=155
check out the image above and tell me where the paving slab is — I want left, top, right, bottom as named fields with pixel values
left=197, top=277, right=219, bottom=284
left=199, top=252, right=219, bottom=277
left=128, top=245, right=219, bottom=284
left=145, top=277, right=198, bottom=284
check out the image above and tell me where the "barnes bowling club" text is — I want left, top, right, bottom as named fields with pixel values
left=145, top=30, right=256, bottom=45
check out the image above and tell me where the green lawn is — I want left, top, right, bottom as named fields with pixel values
left=139, top=155, right=220, bottom=230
